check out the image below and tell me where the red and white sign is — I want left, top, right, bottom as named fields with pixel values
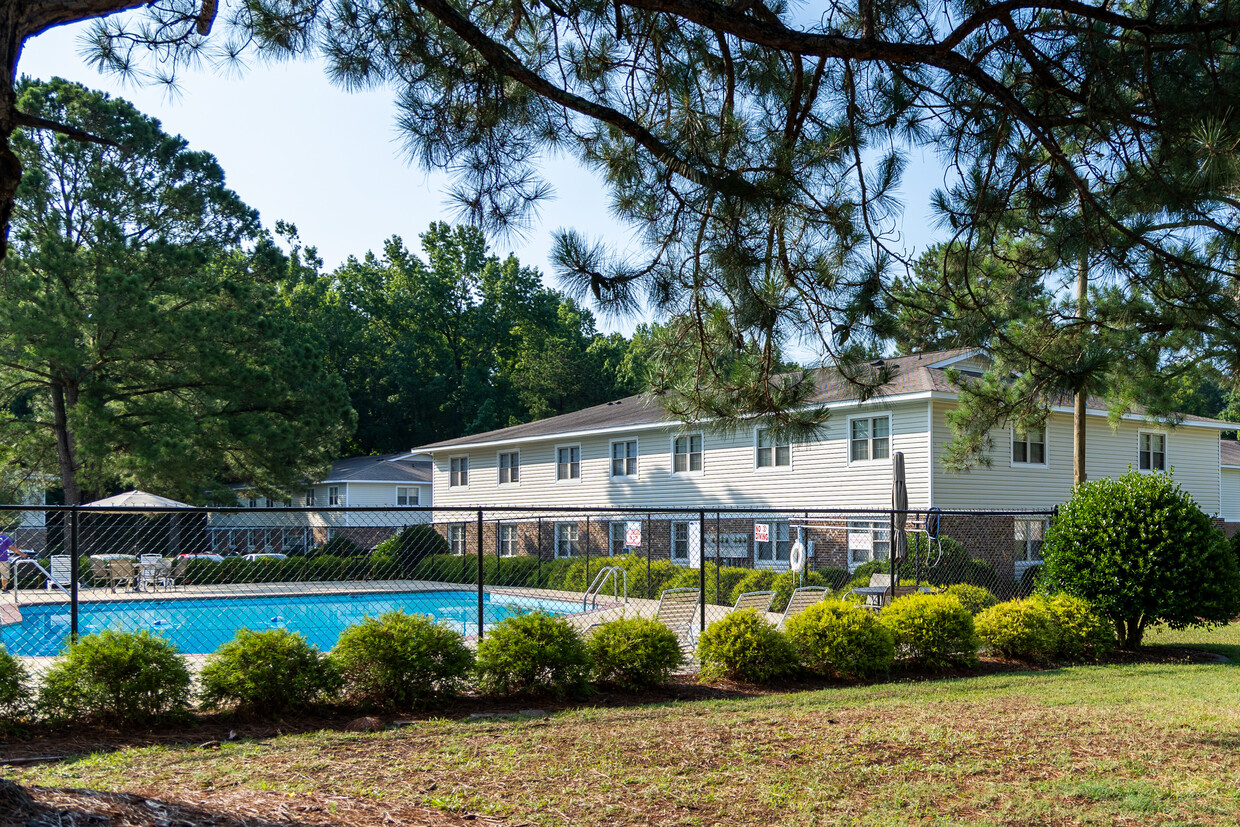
left=754, top=523, right=770, bottom=543
left=625, top=521, right=642, bottom=547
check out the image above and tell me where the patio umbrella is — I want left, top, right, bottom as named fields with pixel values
left=81, top=491, right=192, bottom=509
left=891, top=452, right=908, bottom=596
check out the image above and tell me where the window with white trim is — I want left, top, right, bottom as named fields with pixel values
left=396, top=486, right=419, bottom=506
left=754, top=521, right=791, bottom=567
left=847, top=521, right=891, bottom=570
left=671, top=521, right=692, bottom=562
left=305, top=489, right=315, bottom=507
left=1139, top=432, right=1166, bottom=471
left=328, top=486, right=340, bottom=506
left=556, top=446, right=581, bottom=481
left=450, top=456, right=469, bottom=487
left=1014, top=519, right=1047, bottom=575
left=756, top=428, right=791, bottom=468
left=673, top=434, right=703, bottom=473
left=498, top=524, right=517, bottom=557
left=498, top=451, right=520, bottom=484
left=448, top=523, right=467, bottom=555
left=247, top=496, right=258, bottom=508
left=555, top=522, right=579, bottom=558
left=264, top=497, right=275, bottom=508
left=849, top=415, right=891, bottom=462
left=609, top=521, right=627, bottom=556
left=611, top=440, right=638, bottom=477
left=1012, top=428, right=1046, bottom=465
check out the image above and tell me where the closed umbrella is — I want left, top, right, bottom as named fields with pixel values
left=891, top=452, right=908, bottom=599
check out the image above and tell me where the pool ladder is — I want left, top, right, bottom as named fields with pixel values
left=583, top=566, right=627, bottom=610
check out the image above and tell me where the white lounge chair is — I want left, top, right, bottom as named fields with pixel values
left=655, top=587, right=701, bottom=650
left=778, top=586, right=831, bottom=628
left=732, top=590, right=776, bottom=614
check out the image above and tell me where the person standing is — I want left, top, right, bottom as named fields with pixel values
left=0, top=532, right=26, bottom=592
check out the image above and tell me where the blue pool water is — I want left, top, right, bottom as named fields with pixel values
left=1, top=590, right=579, bottom=656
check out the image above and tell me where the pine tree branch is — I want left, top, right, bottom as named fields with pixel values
left=11, top=110, right=118, bottom=148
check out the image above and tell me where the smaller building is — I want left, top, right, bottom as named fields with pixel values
left=208, top=453, right=433, bottom=555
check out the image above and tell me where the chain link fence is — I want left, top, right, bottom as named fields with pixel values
left=0, top=503, right=1055, bottom=678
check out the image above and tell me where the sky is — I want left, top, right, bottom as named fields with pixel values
left=19, top=17, right=948, bottom=353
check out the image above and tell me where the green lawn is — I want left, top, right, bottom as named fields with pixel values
left=11, top=624, right=1240, bottom=827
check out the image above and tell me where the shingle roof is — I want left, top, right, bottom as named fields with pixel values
left=1222, top=440, right=1240, bottom=467
left=320, top=454, right=432, bottom=484
left=414, top=348, right=1240, bottom=452
left=414, top=349, right=974, bottom=451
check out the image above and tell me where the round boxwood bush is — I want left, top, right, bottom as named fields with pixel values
left=696, top=609, right=798, bottom=683
left=880, top=593, right=978, bottom=670
left=783, top=601, right=894, bottom=680
left=587, top=616, right=684, bottom=690
left=333, top=611, right=474, bottom=710
left=975, top=598, right=1057, bottom=660
left=1043, top=593, right=1116, bottom=661
left=474, top=611, right=591, bottom=697
left=38, top=630, right=191, bottom=724
left=1042, top=471, right=1240, bottom=649
left=199, top=628, right=340, bottom=716
left=944, top=584, right=999, bottom=615
left=0, top=645, right=30, bottom=720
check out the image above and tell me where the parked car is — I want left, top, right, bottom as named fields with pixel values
left=177, top=553, right=225, bottom=562
left=242, top=553, right=288, bottom=561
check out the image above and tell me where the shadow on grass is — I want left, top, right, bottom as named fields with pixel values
left=0, top=779, right=288, bottom=827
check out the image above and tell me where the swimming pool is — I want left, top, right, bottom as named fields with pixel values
left=1, top=590, right=581, bottom=657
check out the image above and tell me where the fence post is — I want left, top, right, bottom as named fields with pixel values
left=537, top=516, right=542, bottom=588
left=714, top=511, right=721, bottom=600
left=645, top=512, right=651, bottom=600
left=69, top=505, right=80, bottom=642
left=476, top=509, right=485, bottom=640
left=585, top=516, right=591, bottom=591
left=698, top=509, right=706, bottom=634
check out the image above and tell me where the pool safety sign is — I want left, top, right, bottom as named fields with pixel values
left=624, top=521, right=642, bottom=547
left=688, top=521, right=702, bottom=568
left=754, top=523, right=770, bottom=543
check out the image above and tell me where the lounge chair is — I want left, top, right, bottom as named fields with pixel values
left=732, top=590, right=776, bottom=614
left=105, top=558, right=138, bottom=592
left=655, top=587, right=700, bottom=650
left=778, top=586, right=831, bottom=627
left=850, top=574, right=920, bottom=611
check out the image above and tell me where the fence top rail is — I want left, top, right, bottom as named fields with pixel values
left=0, top=504, right=1058, bottom=517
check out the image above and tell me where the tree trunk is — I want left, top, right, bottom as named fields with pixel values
left=50, top=378, right=82, bottom=504
left=1116, top=616, right=1145, bottom=650
left=1073, top=241, right=1088, bottom=487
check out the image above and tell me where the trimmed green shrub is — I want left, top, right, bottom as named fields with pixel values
left=38, top=630, right=191, bottom=724
left=943, top=584, right=999, bottom=615
left=332, top=612, right=473, bottom=710
left=784, top=601, right=895, bottom=680
left=974, top=598, right=1057, bottom=660
left=314, top=535, right=363, bottom=558
left=0, top=645, right=30, bottom=719
left=1043, top=593, right=1116, bottom=661
left=587, top=617, right=684, bottom=690
left=711, top=566, right=752, bottom=606
left=1041, top=471, right=1240, bottom=648
left=880, top=593, right=978, bottom=670
left=375, top=524, right=450, bottom=575
left=474, top=611, right=591, bottom=697
left=199, top=629, right=339, bottom=716
left=696, top=609, right=798, bottom=683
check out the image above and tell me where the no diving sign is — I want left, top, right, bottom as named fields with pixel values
left=754, top=523, right=770, bottom=543
left=625, top=520, right=642, bottom=547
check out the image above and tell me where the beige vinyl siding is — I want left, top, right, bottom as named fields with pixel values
left=930, top=400, right=1222, bottom=514
left=343, top=483, right=432, bottom=508
left=1222, top=468, right=1240, bottom=521
left=431, top=400, right=933, bottom=511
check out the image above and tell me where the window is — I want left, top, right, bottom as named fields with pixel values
left=673, top=434, right=703, bottom=473
left=611, top=440, right=638, bottom=477
left=847, top=521, right=891, bottom=570
left=264, top=497, right=275, bottom=508
left=498, top=451, right=520, bottom=484
left=756, top=428, right=791, bottom=468
left=671, top=522, right=692, bottom=562
left=305, top=489, right=315, bottom=507
left=328, top=486, right=340, bottom=506
left=1139, top=432, right=1166, bottom=471
left=555, top=522, right=579, bottom=558
left=448, top=524, right=467, bottom=555
left=556, top=446, right=581, bottom=481
left=1015, top=519, right=1047, bottom=575
left=283, top=528, right=308, bottom=555
left=754, top=521, right=791, bottom=567
left=609, top=521, right=628, bottom=556
left=498, top=524, right=517, bottom=557
left=849, top=415, right=891, bottom=462
left=247, top=497, right=258, bottom=508
left=396, top=486, right=419, bottom=506
left=450, top=456, right=469, bottom=487
left=1012, top=428, right=1046, bottom=465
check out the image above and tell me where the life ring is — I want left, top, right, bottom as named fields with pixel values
left=789, top=540, right=806, bottom=573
